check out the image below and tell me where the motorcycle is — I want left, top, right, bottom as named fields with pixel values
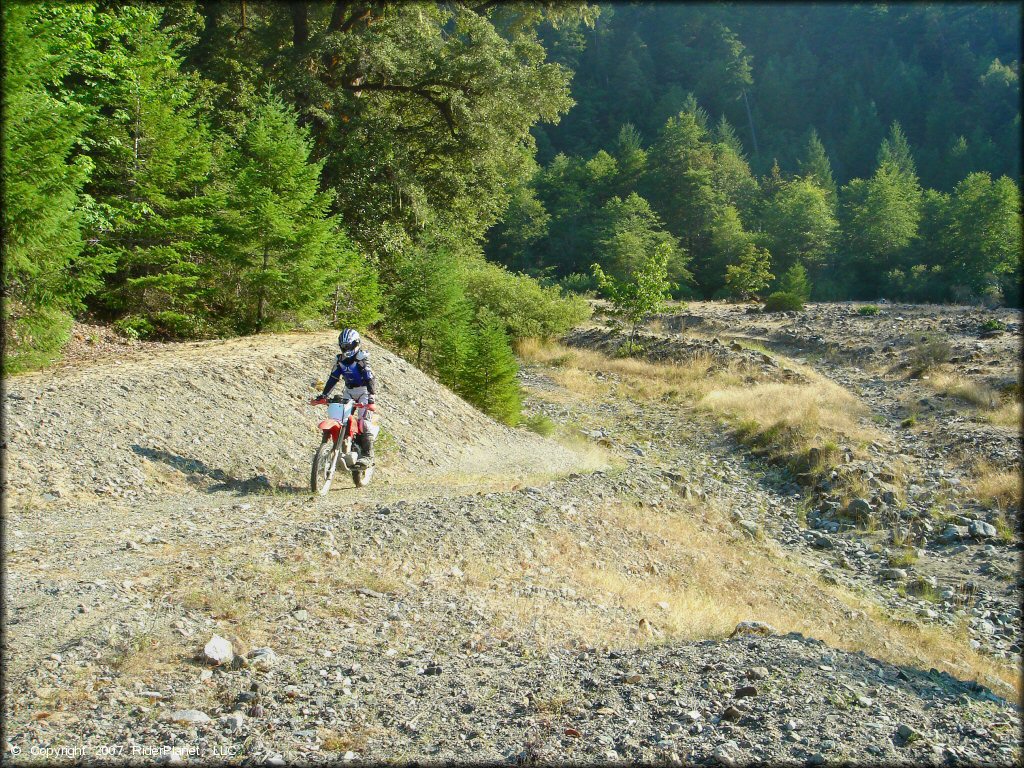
left=309, top=395, right=378, bottom=494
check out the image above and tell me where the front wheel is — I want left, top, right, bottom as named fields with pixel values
left=310, top=440, right=335, bottom=495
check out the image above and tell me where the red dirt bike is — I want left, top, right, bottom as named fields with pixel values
left=309, top=395, right=377, bottom=494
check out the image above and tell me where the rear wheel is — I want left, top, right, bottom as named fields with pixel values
left=310, top=440, right=335, bottom=495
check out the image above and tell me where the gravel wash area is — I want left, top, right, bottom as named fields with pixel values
left=2, top=329, right=1020, bottom=765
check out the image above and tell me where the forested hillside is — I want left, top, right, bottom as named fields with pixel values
left=488, top=3, right=1021, bottom=304
left=3, top=2, right=1021, bottom=386
left=2, top=1, right=592, bottom=407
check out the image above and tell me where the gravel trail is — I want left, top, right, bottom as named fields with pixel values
left=2, top=327, right=1019, bottom=765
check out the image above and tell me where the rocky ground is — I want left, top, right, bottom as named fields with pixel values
left=2, top=315, right=1020, bottom=765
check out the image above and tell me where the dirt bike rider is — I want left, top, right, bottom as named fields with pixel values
left=309, top=329, right=377, bottom=466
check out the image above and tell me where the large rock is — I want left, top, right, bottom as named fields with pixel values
left=844, top=498, right=874, bottom=523
left=880, top=568, right=909, bottom=582
left=249, top=647, right=279, bottom=671
left=940, top=524, right=968, bottom=543
left=203, top=635, right=234, bottom=666
left=169, top=709, right=211, bottom=724
left=969, top=520, right=997, bottom=540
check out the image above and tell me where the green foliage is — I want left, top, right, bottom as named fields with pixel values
left=760, top=178, right=838, bottom=277
left=776, top=264, right=812, bottom=302
left=2, top=307, right=74, bottom=375
left=2, top=4, right=95, bottom=368
left=457, top=309, right=522, bottom=426
left=725, top=244, right=774, bottom=300
left=79, top=5, right=217, bottom=331
left=942, top=173, right=1021, bottom=299
left=522, top=412, right=557, bottom=437
left=858, top=305, right=881, bottom=316
left=762, top=292, right=805, bottom=313
left=839, top=163, right=922, bottom=297
left=798, top=129, right=837, bottom=201
left=382, top=245, right=472, bottom=375
left=596, top=193, right=690, bottom=287
left=215, top=92, right=367, bottom=334
left=485, top=183, right=551, bottom=273
left=559, top=272, right=600, bottom=295
left=980, top=318, right=1006, bottom=332
left=592, top=243, right=673, bottom=350
left=463, top=261, right=591, bottom=341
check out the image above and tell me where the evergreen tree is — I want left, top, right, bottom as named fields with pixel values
left=877, top=122, right=917, bottom=180
left=2, top=4, right=95, bottom=370
left=643, top=108, right=724, bottom=275
left=760, top=178, right=838, bottom=277
left=612, top=123, right=648, bottom=196
left=725, top=244, right=773, bottom=300
left=218, top=92, right=359, bottom=333
left=80, top=4, right=218, bottom=337
left=597, top=193, right=689, bottom=287
left=382, top=245, right=472, bottom=375
left=797, top=128, right=837, bottom=201
left=457, top=308, right=522, bottom=426
left=776, top=263, right=812, bottom=301
left=839, top=164, right=921, bottom=297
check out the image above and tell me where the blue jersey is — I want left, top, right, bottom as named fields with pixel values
left=321, top=350, right=376, bottom=397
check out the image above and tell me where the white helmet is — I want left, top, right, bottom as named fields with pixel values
left=338, top=328, right=361, bottom=360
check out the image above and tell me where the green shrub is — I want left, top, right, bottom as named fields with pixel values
left=559, top=272, right=599, bottom=295
left=909, top=333, right=952, bottom=371
left=858, top=305, right=880, bottom=316
left=980, top=318, right=1006, bottom=332
left=522, top=412, right=556, bottom=436
left=762, top=292, right=805, bottom=312
left=456, top=308, right=521, bottom=425
left=463, top=261, right=592, bottom=341
left=775, top=263, right=812, bottom=301
left=113, top=316, right=152, bottom=340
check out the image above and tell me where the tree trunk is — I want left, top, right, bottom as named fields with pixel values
left=742, top=89, right=759, bottom=158
left=256, top=245, right=269, bottom=331
left=290, top=2, right=309, bottom=48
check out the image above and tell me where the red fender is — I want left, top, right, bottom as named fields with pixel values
left=318, top=419, right=342, bottom=443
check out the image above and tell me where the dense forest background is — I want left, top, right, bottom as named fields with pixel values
left=3, top=2, right=1021, bottom=418
left=487, top=2, right=1021, bottom=305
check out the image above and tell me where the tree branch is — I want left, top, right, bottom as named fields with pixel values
left=338, top=81, right=457, bottom=135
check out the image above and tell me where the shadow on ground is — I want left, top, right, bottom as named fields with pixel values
left=132, top=445, right=307, bottom=495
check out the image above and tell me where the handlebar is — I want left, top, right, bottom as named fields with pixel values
left=309, top=396, right=373, bottom=408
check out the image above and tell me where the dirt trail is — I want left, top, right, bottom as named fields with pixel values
left=2, top=328, right=1020, bottom=766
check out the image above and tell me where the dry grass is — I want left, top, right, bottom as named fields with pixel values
left=970, top=460, right=1022, bottom=514
left=461, top=495, right=1020, bottom=698
left=926, top=372, right=999, bottom=408
left=518, top=338, right=885, bottom=489
left=984, top=400, right=1022, bottom=428
left=318, top=725, right=390, bottom=753
left=924, top=370, right=1022, bottom=428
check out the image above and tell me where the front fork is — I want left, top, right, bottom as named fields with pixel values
left=331, top=434, right=355, bottom=478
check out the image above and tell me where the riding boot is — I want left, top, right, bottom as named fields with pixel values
left=358, top=433, right=375, bottom=464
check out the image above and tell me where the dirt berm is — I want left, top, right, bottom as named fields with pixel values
left=2, top=332, right=583, bottom=507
